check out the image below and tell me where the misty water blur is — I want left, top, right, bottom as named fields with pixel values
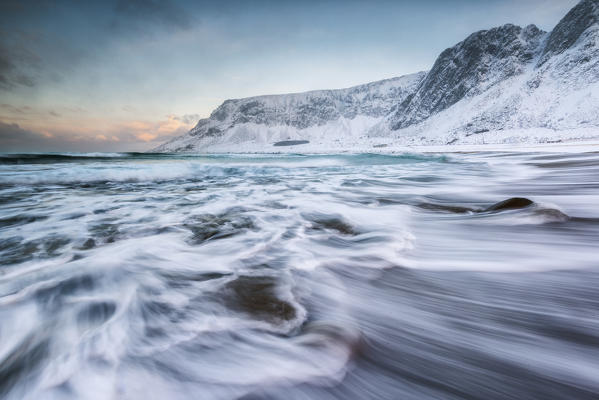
left=1, top=152, right=599, bottom=399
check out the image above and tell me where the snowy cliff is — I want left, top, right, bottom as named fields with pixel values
left=154, top=0, right=599, bottom=152
left=152, top=73, right=425, bottom=152
left=388, top=24, right=547, bottom=130
left=375, top=0, right=599, bottom=146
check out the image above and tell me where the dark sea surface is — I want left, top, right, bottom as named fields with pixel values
left=1, top=152, right=599, bottom=399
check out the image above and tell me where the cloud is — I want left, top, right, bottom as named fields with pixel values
left=171, top=113, right=201, bottom=124
left=112, top=0, right=192, bottom=32
left=0, top=120, right=129, bottom=152
left=0, top=103, right=33, bottom=114
left=0, top=38, right=40, bottom=91
left=0, top=0, right=194, bottom=94
left=0, top=121, right=56, bottom=151
left=0, top=121, right=43, bottom=150
left=0, top=113, right=194, bottom=152
left=121, top=114, right=193, bottom=142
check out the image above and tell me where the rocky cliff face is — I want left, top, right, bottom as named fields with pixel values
left=388, top=24, right=546, bottom=130
left=534, top=0, right=599, bottom=85
left=153, top=0, right=599, bottom=152
left=153, top=73, right=425, bottom=152
left=539, top=0, right=599, bottom=66
left=377, top=0, right=599, bottom=143
left=206, top=75, right=425, bottom=129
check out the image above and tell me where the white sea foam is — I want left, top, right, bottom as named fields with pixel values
left=1, top=152, right=599, bottom=399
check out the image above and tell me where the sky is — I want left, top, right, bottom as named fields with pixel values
left=0, top=0, right=580, bottom=152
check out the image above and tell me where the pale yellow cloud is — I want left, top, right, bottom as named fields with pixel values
left=136, top=133, right=158, bottom=142
left=120, top=114, right=192, bottom=143
left=1, top=106, right=199, bottom=151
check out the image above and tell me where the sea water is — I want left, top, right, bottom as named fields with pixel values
left=1, top=152, right=599, bottom=399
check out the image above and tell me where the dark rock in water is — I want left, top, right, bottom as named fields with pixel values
left=416, top=197, right=569, bottom=222
left=78, top=238, right=96, bottom=250
left=0, top=236, right=38, bottom=265
left=161, top=271, right=231, bottom=288
left=273, top=140, right=309, bottom=147
left=70, top=253, right=85, bottom=261
left=486, top=197, right=534, bottom=211
left=0, top=214, right=48, bottom=228
left=417, top=202, right=476, bottom=214
left=88, top=223, right=120, bottom=244
left=224, top=276, right=296, bottom=323
left=43, top=236, right=70, bottom=255
left=304, top=213, right=357, bottom=235
left=184, top=209, right=255, bottom=244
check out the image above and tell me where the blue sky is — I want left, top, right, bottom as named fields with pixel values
left=0, top=0, right=580, bottom=151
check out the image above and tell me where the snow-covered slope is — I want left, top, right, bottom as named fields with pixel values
left=152, top=73, right=425, bottom=152
left=388, top=24, right=547, bottom=130
left=373, top=0, right=599, bottom=146
left=153, top=0, right=599, bottom=153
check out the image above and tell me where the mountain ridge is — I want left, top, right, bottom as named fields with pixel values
left=153, top=0, right=599, bottom=153
left=154, top=72, right=426, bottom=152
left=388, top=23, right=547, bottom=130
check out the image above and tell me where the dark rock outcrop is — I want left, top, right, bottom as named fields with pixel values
left=538, top=0, right=599, bottom=66
left=389, top=24, right=546, bottom=130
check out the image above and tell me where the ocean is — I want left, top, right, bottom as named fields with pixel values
left=1, top=152, right=599, bottom=399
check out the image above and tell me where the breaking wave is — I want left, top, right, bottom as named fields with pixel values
left=1, top=152, right=599, bottom=399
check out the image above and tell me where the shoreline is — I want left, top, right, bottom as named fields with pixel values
left=154, top=139, right=599, bottom=155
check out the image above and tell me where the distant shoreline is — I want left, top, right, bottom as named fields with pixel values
left=150, top=139, right=599, bottom=155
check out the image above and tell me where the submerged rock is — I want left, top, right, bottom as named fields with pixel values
left=485, top=197, right=534, bottom=211
left=184, top=210, right=255, bottom=244
left=417, top=202, right=476, bottom=214
left=224, top=276, right=296, bottom=323
left=304, top=212, right=358, bottom=235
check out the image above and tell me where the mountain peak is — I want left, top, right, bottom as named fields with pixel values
left=539, top=0, right=599, bottom=65
left=388, top=23, right=546, bottom=130
left=152, top=1, right=599, bottom=153
left=152, top=73, right=426, bottom=152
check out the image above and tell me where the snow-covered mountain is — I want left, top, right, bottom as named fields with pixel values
left=376, top=0, right=599, bottom=146
left=152, top=73, right=425, bottom=152
left=154, top=0, right=599, bottom=153
left=389, top=24, right=547, bottom=130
